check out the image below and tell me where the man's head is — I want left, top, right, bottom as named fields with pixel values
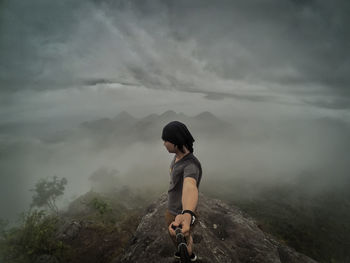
left=161, top=121, right=195, bottom=153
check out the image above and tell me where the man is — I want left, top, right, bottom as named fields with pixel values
left=162, top=121, right=202, bottom=262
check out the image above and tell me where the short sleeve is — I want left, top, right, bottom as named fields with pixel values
left=183, top=163, right=200, bottom=183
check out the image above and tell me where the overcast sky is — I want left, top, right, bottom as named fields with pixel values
left=1, top=0, right=350, bottom=223
left=0, top=0, right=349, bottom=126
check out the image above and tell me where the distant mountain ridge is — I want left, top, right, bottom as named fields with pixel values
left=42, top=110, right=230, bottom=149
left=80, top=110, right=226, bottom=128
left=42, top=110, right=230, bottom=146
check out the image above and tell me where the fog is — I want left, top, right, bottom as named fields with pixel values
left=1, top=0, right=350, bottom=223
left=1, top=111, right=349, bottom=222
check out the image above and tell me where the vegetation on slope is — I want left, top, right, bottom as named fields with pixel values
left=203, top=177, right=350, bottom=263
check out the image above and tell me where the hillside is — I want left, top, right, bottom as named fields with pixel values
left=117, top=192, right=317, bottom=263
left=3, top=182, right=350, bottom=262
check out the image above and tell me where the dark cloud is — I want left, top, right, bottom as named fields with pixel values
left=0, top=0, right=349, bottom=108
left=0, top=0, right=86, bottom=90
left=162, top=0, right=350, bottom=93
left=181, top=88, right=278, bottom=103
left=303, top=97, right=350, bottom=109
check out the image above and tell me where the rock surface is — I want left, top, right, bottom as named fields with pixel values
left=115, top=192, right=318, bottom=263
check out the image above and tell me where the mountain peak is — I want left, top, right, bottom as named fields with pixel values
left=117, top=193, right=318, bottom=263
left=160, top=110, right=178, bottom=118
left=195, top=111, right=218, bottom=120
left=113, top=111, right=136, bottom=121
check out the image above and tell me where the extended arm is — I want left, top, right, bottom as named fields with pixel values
left=182, top=177, right=198, bottom=212
left=169, top=177, right=198, bottom=237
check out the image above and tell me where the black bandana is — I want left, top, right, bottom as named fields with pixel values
left=161, top=121, right=195, bottom=153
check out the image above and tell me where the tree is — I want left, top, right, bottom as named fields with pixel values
left=30, top=176, right=68, bottom=214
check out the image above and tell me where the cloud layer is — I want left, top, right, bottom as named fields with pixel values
left=1, top=0, right=349, bottom=111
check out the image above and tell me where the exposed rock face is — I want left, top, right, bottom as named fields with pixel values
left=116, top=192, right=318, bottom=263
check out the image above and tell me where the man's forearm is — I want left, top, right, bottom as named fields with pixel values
left=182, top=184, right=198, bottom=212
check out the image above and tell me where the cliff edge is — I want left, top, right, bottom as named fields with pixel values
left=116, top=192, right=318, bottom=263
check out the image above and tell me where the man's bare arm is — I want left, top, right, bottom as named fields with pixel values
left=169, top=177, right=198, bottom=237
left=182, top=177, right=198, bottom=212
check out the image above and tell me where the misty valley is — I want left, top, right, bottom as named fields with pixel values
left=1, top=111, right=350, bottom=262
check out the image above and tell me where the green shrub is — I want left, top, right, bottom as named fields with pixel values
left=89, top=197, right=112, bottom=216
left=0, top=210, right=69, bottom=263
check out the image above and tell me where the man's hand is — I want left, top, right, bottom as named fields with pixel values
left=168, top=213, right=192, bottom=237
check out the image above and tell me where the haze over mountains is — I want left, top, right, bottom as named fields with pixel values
left=1, top=109, right=350, bottom=261
left=42, top=110, right=231, bottom=145
left=0, top=110, right=231, bottom=221
left=1, top=110, right=350, bottom=223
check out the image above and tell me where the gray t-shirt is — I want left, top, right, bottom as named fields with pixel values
left=167, top=152, right=202, bottom=215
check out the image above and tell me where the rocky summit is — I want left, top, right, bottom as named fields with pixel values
left=115, top=192, right=318, bottom=263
